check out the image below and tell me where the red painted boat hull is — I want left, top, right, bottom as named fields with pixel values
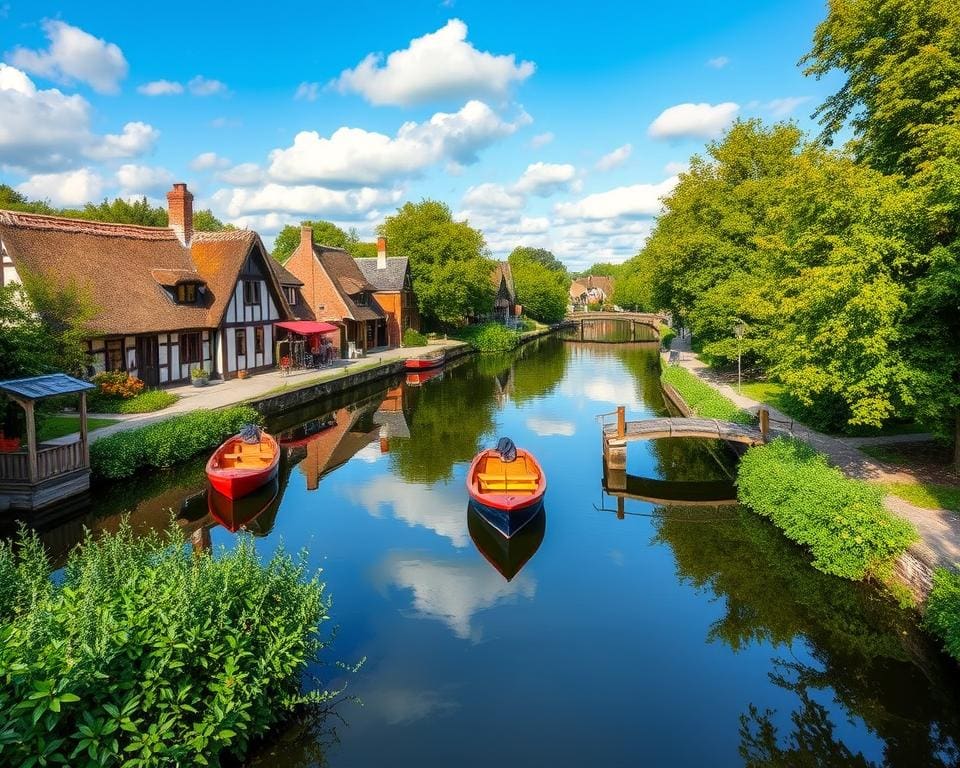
left=466, top=447, right=547, bottom=530
left=405, top=351, right=445, bottom=371
left=405, top=368, right=444, bottom=386
left=205, top=432, right=280, bottom=500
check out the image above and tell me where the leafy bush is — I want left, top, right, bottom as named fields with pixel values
left=401, top=328, right=428, bottom=347
left=88, top=389, right=179, bottom=414
left=737, top=438, right=917, bottom=580
left=926, top=568, right=960, bottom=661
left=90, top=406, right=260, bottom=479
left=0, top=523, right=332, bottom=766
left=191, top=367, right=209, bottom=379
left=660, top=364, right=753, bottom=424
left=517, top=317, right=537, bottom=332
left=92, top=371, right=144, bottom=399
left=659, top=324, right=676, bottom=350
left=455, top=322, right=520, bottom=353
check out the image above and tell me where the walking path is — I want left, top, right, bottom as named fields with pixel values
left=48, top=340, right=466, bottom=445
left=669, top=335, right=960, bottom=569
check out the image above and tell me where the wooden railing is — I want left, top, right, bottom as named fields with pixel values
left=0, top=442, right=87, bottom=484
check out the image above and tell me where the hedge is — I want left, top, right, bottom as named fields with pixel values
left=926, top=568, right=960, bottom=662
left=0, top=524, right=333, bottom=766
left=659, top=324, right=676, bottom=350
left=737, top=438, right=917, bottom=580
left=401, top=328, right=428, bottom=347
left=455, top=322, right=520, bottom=353
left=90, top=406, right=261, bottom=479
left=660, top=364, right=753, bottom=424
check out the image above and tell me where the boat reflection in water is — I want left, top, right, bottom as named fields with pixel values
left=467, top=502, right=546, bottom=581
left=405, top=368, right=444, bottom=387
left=207, top=475, right=281, bottom=534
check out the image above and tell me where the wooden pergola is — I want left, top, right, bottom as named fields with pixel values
left=0, top=374, right=95, bottom=512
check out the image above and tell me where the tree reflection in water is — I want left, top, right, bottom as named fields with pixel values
left=654, top=505, right=960, bottom=767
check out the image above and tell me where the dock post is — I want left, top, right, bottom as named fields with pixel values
left=617, top=496, right=625, bottom=520
left=759, top=407, right=769, bottom=441
left=616, top=406, right=625, bottom=439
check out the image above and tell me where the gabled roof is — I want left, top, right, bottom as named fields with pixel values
left=491, top=261, right=516, bottom=302
left=266, top=255, right=303, bottom=286
left=354, top=256, right=410, bottom=292
left=315, top=246, right=384, bottom=322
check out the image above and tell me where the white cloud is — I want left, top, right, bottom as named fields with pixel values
left=17, top=168, right=105, bottom=206
left=648, top=102, right=739, bottom=140
left=85, top=121, right=159, bottom=160
left=190, top=151, right=230, bottom=171
left=211, top=116, right=240, bottom=129
left=115, top=163, right=174, bottom=195
left=664, top=160, right=688, bottom=175
left=7, top=20, right=128, bottom=94
left=530, top=131, right=554, bottom=148
left=555, top=176, right=678, bottom=220
left=513, top=162, right=578, bottom=196
left=217, top=162, right=264, bottom=186
left=137, top=79, right=183, bottom=96
left=0, top=64, right=91, bottom=170
left=332, top=19, right=534, bottom=106
left=294, top=81, right=320, bottom=101
left=268, top=100, right=524, bottom=186
left=211, top=183, right=401, bottom=220
left=595, top=144, right=632, bottom=172
left=188, top=75, right=227, bottom=96
left=526, top=417, right=575, bottom=437
left=707, top=56, right=730, bottom=69
left=462, top=183, right=525, bottom=211
left=766, top=96, right=809, bottom=117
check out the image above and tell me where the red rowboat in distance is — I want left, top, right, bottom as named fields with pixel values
left=206, top=429, right=280, bottom=500
left=405, top=348, right=446, bottom=371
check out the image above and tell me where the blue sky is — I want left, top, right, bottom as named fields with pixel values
left=0, top=1, right=841, bottom=269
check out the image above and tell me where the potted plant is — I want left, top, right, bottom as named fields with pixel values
left=191, top=367, right=210, bottom=387
left=237, top=369, right=250, bottom=380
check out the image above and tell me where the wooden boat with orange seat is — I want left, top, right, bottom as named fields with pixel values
left=466, top=439, right=546, bottom=538
left=405, top=348, right=446, bottom=371
left=205, top=429, right=280, bottom=500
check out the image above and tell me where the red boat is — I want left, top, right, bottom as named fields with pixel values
left=205, top=430, right=280, bottom=500
left=405, top=349, right=446, bottom=371
left=466, top=442, right=546, bottom=538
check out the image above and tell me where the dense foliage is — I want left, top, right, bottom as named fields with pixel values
left=508, top=246, right=567, bottom=277
left=379, top=200, right=494, bottom=325
left=660, top=364, right=752, bottom=424
left=925, top=568, right=960, bottom=661
left=90, top=406, right=260, bottom=479
left=737, top=438, right=917, bottom=580
left=508, top=250, right=569, bottom=323
left=0, top=523, right=332, bottom=766
left=455, top=322, right=520, bottom=353
left=658, top=324, right=676, bottom=350
left=401, top=328, right=428, bottom=347
left=271, top=220, right=373, bottom=262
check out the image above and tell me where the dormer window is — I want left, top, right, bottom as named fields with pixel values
left=284, top=286, right=298, bottom=306
left=177, top=282, right=198, bottom=304
left=354, top=292, right=368, bottom=306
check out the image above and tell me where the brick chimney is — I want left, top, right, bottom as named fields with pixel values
left=166, top=183, right=193, bottom=247
left=300, top=225, right=313, bottom=257
left=377, top=236, right=387, bottom=270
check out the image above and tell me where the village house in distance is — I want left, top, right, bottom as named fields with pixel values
left=0, top=184, right=292, bottom=384
left=354, top=238, right=419, bottom=348
left=569, top=275, right=614, bottom=308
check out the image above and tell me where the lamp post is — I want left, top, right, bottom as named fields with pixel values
left=733, top=319, right=746, bottom=394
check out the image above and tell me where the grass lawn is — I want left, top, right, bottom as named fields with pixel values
left=88, top=389, right=179, bottom=414
left=883, top=482, right=960, bottom=514
left=738, top=380, right=926, bottom=437
left=38, top=415, right=119, bottom=441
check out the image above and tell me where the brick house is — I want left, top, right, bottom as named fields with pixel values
left=282, top=226, right=387, bottom=355
left=0, top=183, right=292, bottom=384
left=569, top=275, right=614, bottom=307
left=354, top=237, right=419, bottom=347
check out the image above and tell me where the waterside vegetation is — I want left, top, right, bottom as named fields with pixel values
left=660, top=364, right=752, bottom=424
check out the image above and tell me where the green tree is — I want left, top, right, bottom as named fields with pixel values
left=508, top=246, right=567, bottom=276
left=73, top=197, right=168, bottom=226
left=508, top=250, right=568, bottom=323
left=271, top=220, right=349, bottom=262
left=193, top=209, right=231, bottom=232
left=379, top=200, right=492, bottom=325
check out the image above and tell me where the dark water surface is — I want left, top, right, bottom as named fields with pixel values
left=24, top=334, right=960, bottom=767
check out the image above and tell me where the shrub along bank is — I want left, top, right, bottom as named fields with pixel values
left=0, top=524, right=333, bottom=766
left=926, top=569, right=960, bottom=662
left=658, top=324, right=676, bottom=350
left=401, top=328, right=428, bottom=347
left=737, top=438, right=917, bottom=581
left=454, top=322, right=520, bottom=353
left=90, top=406, right=260, bottom=479
left=660, top=364, right=752, bottom=424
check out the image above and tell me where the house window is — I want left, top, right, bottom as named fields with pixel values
left=180, top=332, right=202, bottom=364
left=354, top=292, right=367, bottom=306
left=176, top=283, right=197, bottom=304
left=105, top=338, right=124, bottom=371
left=243, top=281, right=261, bottom=305
left=236, top=329, right=247, bottom=356
left=284, top=286, right=298, bottom=306
left=255, top=326, right=264, bottom=355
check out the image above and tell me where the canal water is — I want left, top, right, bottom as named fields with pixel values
left=21, top=331, right=960, bottom=767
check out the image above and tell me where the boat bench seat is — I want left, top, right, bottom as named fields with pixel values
left=477, top=472, right=537, bottom=483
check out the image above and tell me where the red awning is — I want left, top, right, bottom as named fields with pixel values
left=275, top=320, right=340, bottom=335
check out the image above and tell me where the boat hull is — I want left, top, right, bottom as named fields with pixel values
left=206, top=432, right=280, bottom=500
left=405, top=352, right=445, bottom=371
left=466, top=447, right=547, bottom=538
left=469, top=496, right=544, bottom=538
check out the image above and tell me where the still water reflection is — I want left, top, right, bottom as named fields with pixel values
left=15, top=336, right=960, bottom=767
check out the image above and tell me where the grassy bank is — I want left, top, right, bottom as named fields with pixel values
left=38, top=414, right=119, bottom=441
left=0, top=524, right=333, bottom=766
left=882, top=482, right=960, bottom=515
left=90, top=405, right=260, bottom=479
left=737, top=438, right=917, bottom=582
left=661, top=364, right=752, bottom=424
left=88, top=389, right=180, bottom=414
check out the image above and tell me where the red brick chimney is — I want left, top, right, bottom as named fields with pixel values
left=166, top=183, right=193, bottom=247
left=300, top=225, right=314, bottom=257
left=377, top=236, right=387, bottom=270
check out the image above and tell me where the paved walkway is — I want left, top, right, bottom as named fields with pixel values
left=669, top=335, right=960, bottom=568
left=48, top=340, right=466, bottom=445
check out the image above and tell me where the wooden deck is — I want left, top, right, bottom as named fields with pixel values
left=602, top=417, right=765, bottom=446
